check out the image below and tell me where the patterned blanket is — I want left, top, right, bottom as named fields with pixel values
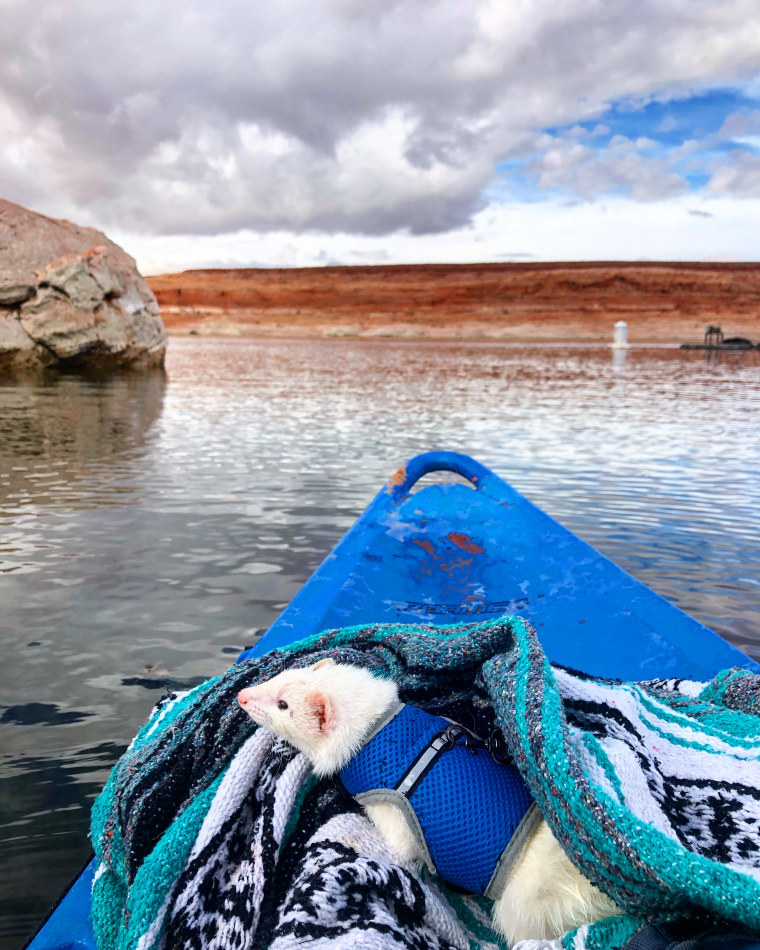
left=91, top=616, right=760, bottom=950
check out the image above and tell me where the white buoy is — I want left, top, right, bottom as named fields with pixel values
left=612, top=320, right=630, bottom=349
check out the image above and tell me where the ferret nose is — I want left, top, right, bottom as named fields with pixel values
left=238, top=689, right=252, bottom=707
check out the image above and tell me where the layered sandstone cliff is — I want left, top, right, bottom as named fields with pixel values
left=149, top=262, right=760, bottom=343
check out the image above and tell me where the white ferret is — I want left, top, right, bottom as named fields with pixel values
left=237, top=658, right=619, bottom=943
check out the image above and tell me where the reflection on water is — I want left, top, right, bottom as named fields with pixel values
left=1, top=338, right=759, bottom=946
left=0, top=370, right=166, bottom=507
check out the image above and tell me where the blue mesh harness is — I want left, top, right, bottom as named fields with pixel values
left=339, top=703, right=539, bottom=897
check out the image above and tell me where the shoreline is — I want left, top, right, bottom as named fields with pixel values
left=168, top=334, right=717, bottom=350
left=162, top=323, right=702, bottom=344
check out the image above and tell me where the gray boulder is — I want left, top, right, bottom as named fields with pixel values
left=0, top=199, right=167, bottom=371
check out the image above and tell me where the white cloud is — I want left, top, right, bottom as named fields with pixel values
left=709, top=150, right=760, bottom=196
left=114, top=193, right=760, bottom=274
left=522, top=133, right=687, bottom=200
left=1, top=0, right=760, bottom=255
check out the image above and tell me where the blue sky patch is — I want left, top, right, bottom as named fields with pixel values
left=494, top=86, right=760, bottom=201
left=558, top=88, right=760, bottom=148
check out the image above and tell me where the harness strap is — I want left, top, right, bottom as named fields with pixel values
left=395, top=724, right=470, bottom=797
left=484, top=802, right=541, bottom=899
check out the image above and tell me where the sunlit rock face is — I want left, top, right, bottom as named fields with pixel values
left=0, top=199, right=167, bottom=371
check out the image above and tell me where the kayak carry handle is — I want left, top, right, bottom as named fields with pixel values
left=384, top=451, right=496, bottom=499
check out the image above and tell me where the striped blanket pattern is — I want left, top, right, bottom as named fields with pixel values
left=91, top=616, right=760, bottom=950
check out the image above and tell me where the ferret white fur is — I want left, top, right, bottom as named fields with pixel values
left=237, top=659, right=618, bottom=943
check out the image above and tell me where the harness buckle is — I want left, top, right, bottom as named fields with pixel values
left=441, top=724, right=483, bottom=756
left=440, top=724, right=465, bottom=750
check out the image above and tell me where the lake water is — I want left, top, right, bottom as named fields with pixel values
left=2, top=337, right=760, bottom=946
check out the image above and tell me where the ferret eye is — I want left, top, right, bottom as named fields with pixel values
left=277, top=700, right=289, bottom=710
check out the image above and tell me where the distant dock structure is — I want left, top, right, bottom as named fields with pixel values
left=681, top=324, right=758, bottom=351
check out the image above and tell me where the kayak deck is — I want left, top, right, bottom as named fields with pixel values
left=241, top=450, right=757, bottom=681
left=27, top=450, right=758, bottom=950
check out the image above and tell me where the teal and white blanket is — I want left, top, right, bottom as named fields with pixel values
left=91, top=617, right=760, bottom=950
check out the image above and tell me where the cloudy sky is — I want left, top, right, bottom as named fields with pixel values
left=2, top=0, right=760, bottom=273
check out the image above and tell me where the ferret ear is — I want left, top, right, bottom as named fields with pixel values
left=306, top=690, right=334, bottom=733
left=311, top=657, right=335, bottom=670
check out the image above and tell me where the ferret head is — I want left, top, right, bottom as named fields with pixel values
left=237, top=658, right=398, bottom=776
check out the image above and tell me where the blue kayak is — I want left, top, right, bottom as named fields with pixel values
left=26, top=450, right=759, bottom=950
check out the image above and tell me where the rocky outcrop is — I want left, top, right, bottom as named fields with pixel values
left=0, top=199, right=167, bottom=371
